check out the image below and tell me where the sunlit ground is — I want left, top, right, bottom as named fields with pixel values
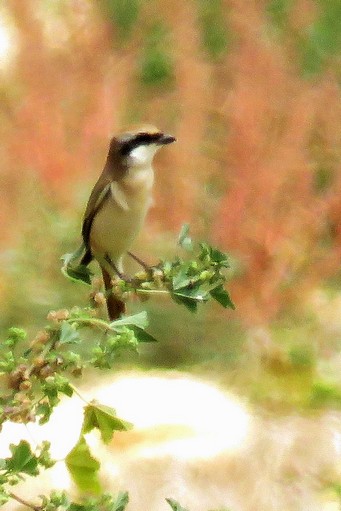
left=2, top=371, right=341, bottom=511
left=0, top=373, right=250, bottom=486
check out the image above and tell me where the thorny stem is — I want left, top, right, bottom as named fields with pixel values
left=9, top=492, right=41, bottom=511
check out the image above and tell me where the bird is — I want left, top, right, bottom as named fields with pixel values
left=80, top=125, right=176, bottom=320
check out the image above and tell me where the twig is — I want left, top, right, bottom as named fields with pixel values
left=9, top=492, right=41, bottom=511
left=69, top=383, right=89, bottom=404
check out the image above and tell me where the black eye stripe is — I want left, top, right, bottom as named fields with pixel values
left=120, top=132, right=161, bottom=156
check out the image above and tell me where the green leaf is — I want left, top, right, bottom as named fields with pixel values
left=59, top=321, right=81, bottom=345
left=130, top=326, right=158, bottom=343
left=0, top=488, right=9, bottom=506
left=266, top=0, right=292, bottom=28
left=62, top=264, right=93, bottom=286
left=166, top=498, right=189, bottom=511
left=199, top=243, right=230, bottom=267
left=112, top=491, right=129, bottom=511
left=61, top=244, right=85, bottom=266
left=38, top=441, right=55, bottom=469
left=171, top=292, right=198, bottom=313
left=178, top=224, right=193, bottom=251
left=172, top=265, right=194, bottom=291
left=36, top=402, right=53, bottom=424
left=65, top=436, right=101, bottom=494
left=61, top=246, right=92, bottom=285
left=68, top=504, right=86, bottom=511
left=101, top=0, right=140, bottom=41
left=4, top=327, right=26, bottom=348
left=210, top=285, right=235, bottom=309
left=110, top=311, right=148, bottom=330
left=309, top=381, right=341, bottom=408
left=139, top=23, right=174, bottom=88
left=197, top=0, right=230, bottom=60
left=174, top=285, right=209, bottom=303
left=82, top=401, right=133, bottom=444
left=6, top=441, right=39, bottom=476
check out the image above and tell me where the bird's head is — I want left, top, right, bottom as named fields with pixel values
left=109, top=125, right=176, bottom=169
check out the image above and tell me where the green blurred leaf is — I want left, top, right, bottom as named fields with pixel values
left=196, top=0, right=230, bottom=60
left=100, top=0, right=140, bottom=41
left=111, top=491, right=129, bottom=511
left=266, top=0, right=293, bottom=28
left=166, top=499, right=189, bottom=511
left=38, top=441, right=55, bottom=469
left=37, top=402, right=53, bottom=424
left=178, top=224, right=193, bottom=251
left=313, top=164, right=335, bottom=194
left=6, top=441, right=39, bottom=476
left=82, top=401, right=133, bottom=444
left=65, top=436, right=101, bottom=494
left=140, top=48, right=174, bottom=87
left=139, top=23, right=174, bottom=87
left=299, top=2, right=341, bottom=77
left=0, top=489, right=9, bottom=506
left=309, top=381, right=341, bottom=408
left=4, top=327, right=26, bottom=348
left=288, top=345, right=314, bottom=368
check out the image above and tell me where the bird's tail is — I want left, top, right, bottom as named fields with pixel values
left=101, top=266, right=126, bottom=321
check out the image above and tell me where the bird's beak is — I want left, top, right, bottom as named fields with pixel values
left=158, top=134, right=176, bottom=145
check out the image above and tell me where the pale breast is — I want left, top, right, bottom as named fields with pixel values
left=90, top=167, right=154, bottom=267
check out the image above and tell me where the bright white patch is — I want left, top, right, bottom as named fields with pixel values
left=0, top=373, right=250, bottom=495
left=0, top=11, right=16, bottom=69
left=128, top=144, right=159, bottom=167
left=95, top=374, right=250, bottom=459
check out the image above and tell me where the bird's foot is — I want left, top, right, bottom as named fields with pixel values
left=127, top=251, right=152, bottom=273
left=104, top=254, right=132, bottom=283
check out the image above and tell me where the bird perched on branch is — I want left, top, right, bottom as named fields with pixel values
left=81, top=125, right=176, bottom=320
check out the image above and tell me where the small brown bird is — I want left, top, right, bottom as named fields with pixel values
left=81, top=125, right=176, bottom=320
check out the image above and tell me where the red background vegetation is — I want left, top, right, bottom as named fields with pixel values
left=1, top=0, right=341, bottom=327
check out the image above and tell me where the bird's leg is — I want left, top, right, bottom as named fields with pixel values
left=104, top=254, right=132, bottom=283
left=127, top=251, right=151, bottom=272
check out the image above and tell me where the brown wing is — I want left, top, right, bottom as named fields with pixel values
left=82, top=171, right=112, bottom=250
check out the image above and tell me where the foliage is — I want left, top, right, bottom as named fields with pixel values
left=0, top=307, right=154, bottom=426
left=2, top=1, right=341, bottom=329
left=139, top=22, right=175, bottom=88
left=62, top=225, right=235, bottom=313
left=196, top=0, right=230, bottom=60
left=0, top=231, right=233, bottom=510
left=100, top=0, right=141, bottom=42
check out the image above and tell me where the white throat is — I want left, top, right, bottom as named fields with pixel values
left=128, top=144, right=159, bottom=168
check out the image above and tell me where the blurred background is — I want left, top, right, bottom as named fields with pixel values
left=1, top=0, right=341, bottom=412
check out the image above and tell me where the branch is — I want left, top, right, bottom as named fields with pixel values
left=9, top=492, right=41, bottom=511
